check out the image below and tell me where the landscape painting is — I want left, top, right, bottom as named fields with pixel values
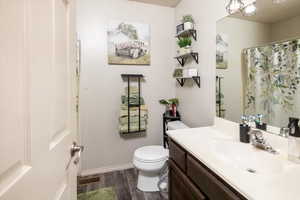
left=108, top=21, right=150, bottom=65
left=216, top=33, right=228, bottom=69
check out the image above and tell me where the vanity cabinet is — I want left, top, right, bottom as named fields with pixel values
left=169, top=139, right=247, bottom=200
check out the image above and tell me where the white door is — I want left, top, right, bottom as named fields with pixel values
left=0, top=0, right=79, bottom=199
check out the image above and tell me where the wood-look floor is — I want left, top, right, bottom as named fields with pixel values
left=78, top=168, right=164, bottom=200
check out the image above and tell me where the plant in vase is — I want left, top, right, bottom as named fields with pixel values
left=182, top=15, right=194, bottom=30
left=159, top=98, right=179, bottom=117
left=177, top=37, right=192, bottom=56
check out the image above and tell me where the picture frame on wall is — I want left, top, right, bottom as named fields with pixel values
left=176, top=23, right=185, bottom=35
left=107, top=20, right=150, bottom=65
left=216, top=33, right=229, bottom=69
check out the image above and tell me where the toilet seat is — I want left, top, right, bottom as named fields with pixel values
left=134, top=146, right=169, bottom=163
left=133, top=145, right=169, bottom=192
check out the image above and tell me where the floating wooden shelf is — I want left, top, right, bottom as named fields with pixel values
left=174, top=52, right=199, bottom=67
left=176, top=76, right=201, bottom=88
left=128, top=104, right=142, bottom=107
left=176, top=29, right=197, bottom=41
left=121, top=130, right=146, bottom=135
left=121, top=74, right=144, bottom=78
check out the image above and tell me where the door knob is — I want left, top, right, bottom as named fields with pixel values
left=66, top=142, right=84, bottom=170
left=70, top=142, right=84, bottom=157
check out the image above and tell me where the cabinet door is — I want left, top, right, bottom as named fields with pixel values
left=187, top=155, right=243, bottom=200
left=169, top=160, right=206, bottom=200
left=169, top=139, right=187, bottom=172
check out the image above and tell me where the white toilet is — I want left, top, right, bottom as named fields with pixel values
left=133, top=146, right=169, bottom=192
left=133, top=120, right=189, bottom=192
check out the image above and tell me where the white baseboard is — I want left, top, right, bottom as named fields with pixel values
left=80, top=163, right=134, bottom=176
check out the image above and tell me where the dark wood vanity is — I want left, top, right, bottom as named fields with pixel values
left=169, top=139, right=248, bottom=200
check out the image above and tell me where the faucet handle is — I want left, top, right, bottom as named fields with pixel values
left=249, top=129, right=265, bottom=144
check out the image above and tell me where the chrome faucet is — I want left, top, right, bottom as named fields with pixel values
left=248, top=129, right=277, bottom=154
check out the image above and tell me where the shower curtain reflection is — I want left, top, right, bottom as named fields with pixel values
left=243, top=39, right=300, bottom=127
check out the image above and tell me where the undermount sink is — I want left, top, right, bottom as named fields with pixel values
left=212, top=140, right=286, bottom=175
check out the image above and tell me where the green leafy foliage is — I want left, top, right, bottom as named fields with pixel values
left=182, top=15, right=194, bottom=23
left=177, top=37, right=192, bottom=48
left=159, top=98, right=179, bottom=106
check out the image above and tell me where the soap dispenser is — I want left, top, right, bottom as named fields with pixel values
left=288, top=117, right=300, bottom=163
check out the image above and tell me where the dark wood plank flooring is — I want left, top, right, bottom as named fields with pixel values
left=78, top=168, right=164, bottom=200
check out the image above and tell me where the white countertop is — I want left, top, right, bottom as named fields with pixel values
left=167, top=118, right=300, bottom=200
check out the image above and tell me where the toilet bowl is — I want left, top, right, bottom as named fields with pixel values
left=133, top=120, right=188, bottom=192
left=133, top=145, right=169, bottom=192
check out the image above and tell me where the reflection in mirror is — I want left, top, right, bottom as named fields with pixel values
left=216, top=0, right=300, bottom=131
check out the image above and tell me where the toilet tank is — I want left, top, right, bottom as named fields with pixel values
left=167, top=120, right=189, bottom=130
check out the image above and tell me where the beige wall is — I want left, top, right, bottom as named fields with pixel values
left=77, top=0, right=175, bottom=171
left=217, top=17, right=271, bottom=123
left=271, top=15, right=300, bottom=41
left=174, top=0, right=226, bottom=127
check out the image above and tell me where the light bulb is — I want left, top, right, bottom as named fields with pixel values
left=243, top=3, right=257, bottom=16
left=226, top=0, right=244, bottom=14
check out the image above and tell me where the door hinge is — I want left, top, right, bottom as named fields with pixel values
left=76, top=104, right=79, bottom=113
left=76, top=40, right=81, bottom=78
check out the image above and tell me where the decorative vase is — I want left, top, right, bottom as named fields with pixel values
left=184, top=22, right=194, bottom=30
left=185, top=46, right=192, bottom=53
left=178, top=48, right=186, bottom=55
left=178, top=46, right=191, bottom=56
left=171, top=104, right=177, bottom=117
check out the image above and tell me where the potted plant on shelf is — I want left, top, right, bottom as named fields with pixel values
left=182, top=15, right=194, bottom=30
left=177, top=37, right=192, bottom=56
left=159, top=98, right=179, bottom=117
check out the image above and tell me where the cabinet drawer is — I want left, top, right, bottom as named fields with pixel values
left=170, top=160, right=206, bottom=200
left=187, top=155, right=243, bottom=200
left=169, top=139, right=186, bottom=172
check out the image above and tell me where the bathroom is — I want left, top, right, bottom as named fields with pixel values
left=2, top=0, right=300, bottom=199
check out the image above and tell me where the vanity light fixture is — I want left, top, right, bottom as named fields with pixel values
left=226, top=0, right=245, bottom=14
left=243, top=2, right=257, bottom=16
left=272, top=0, right=286, bottom=4
left=226, top=0, right=257, bottom=16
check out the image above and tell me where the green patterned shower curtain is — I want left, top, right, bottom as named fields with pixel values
left=243, top=39, right=300, bottom=127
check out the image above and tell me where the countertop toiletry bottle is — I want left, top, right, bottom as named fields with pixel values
left=288, top=117, right=300, bottom=164
left=240, top=115, right=250, bottom=143
left=255, top=114, right=267, bottom=131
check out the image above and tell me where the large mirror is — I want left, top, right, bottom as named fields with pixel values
left=216, top=0, right=300, bottom=130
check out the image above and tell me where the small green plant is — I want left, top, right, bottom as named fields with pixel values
left=159, top=98, right=179, bottom=106
left=177, top=37, right=192, bottom=48
left=182, top=15, right=194, bottom=24
left=173, top=68, right=183, bottom=78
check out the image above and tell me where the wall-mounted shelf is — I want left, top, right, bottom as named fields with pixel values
left=174, top=52, right=198, bottom=67
left=121, top=74, right=144, bottom=78
left=176, top=76, right=201, bottom=88
left=176, top=29, right=197, bottom=41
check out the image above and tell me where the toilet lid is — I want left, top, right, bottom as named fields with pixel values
left=134, top=146, right=169, bottom=163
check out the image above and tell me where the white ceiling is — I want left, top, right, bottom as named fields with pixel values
left=232, top=0, right=300, bottom=24
left=128, top=0, right=181, bottom=7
